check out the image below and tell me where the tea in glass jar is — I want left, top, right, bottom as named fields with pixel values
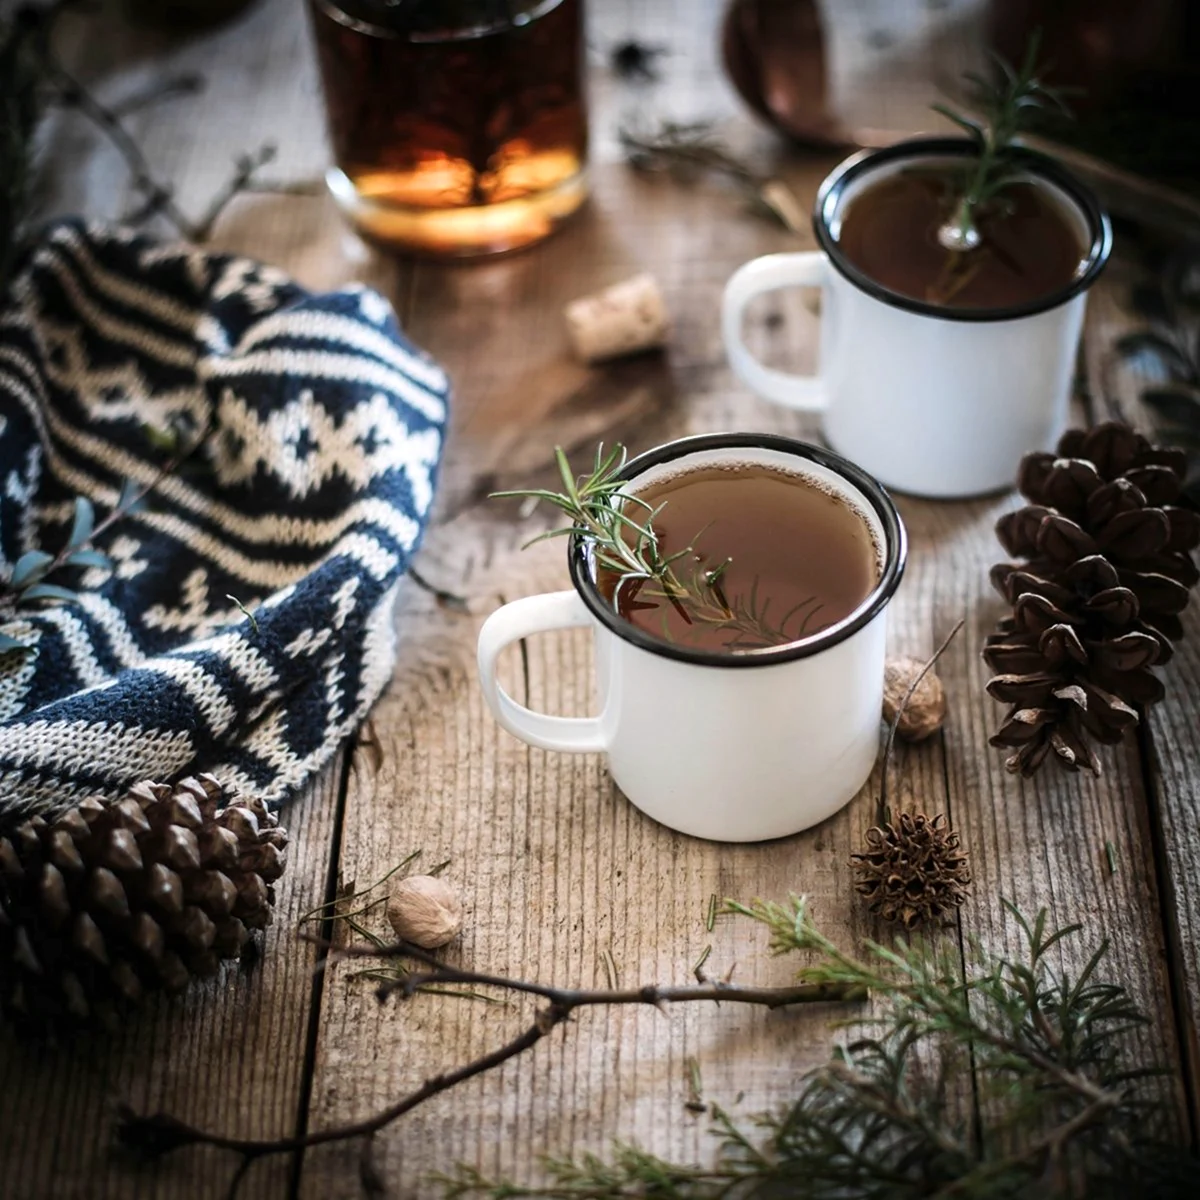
left=308, top=0, right=588, bottom=258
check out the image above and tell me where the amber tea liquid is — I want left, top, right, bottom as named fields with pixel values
left=598, top=464, right=880, bottom=653
left=309, top=0, right=587, bottom=257
left=836, top=170, right=1086, bottom=309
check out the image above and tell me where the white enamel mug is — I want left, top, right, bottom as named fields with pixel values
left=477, top=434, right=907, bottom=842
left=722, top=138, right=1113, bottom=499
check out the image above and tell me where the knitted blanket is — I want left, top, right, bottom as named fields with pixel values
left=0, top=222, right=447, bottom=824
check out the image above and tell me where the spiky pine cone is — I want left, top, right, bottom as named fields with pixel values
left=0, top=775, right=287, bottom=1031
left=987, top=422, right=1200, bottom=777
left=851, top=812, right=970, bottom=930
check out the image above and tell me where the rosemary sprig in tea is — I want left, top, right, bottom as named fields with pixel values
left=491, top=445, right=824, bottom=650
left=931, top=34, right=1072, bottom=253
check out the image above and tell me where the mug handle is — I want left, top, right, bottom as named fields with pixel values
left=477, top=590, right=608, bottom=754
left=722, top=251, right=826, bottom=410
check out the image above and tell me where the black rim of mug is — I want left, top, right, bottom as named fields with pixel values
left=567, top=432, right=908, bottom=669
left=812, top=136, right=1114, bottom=323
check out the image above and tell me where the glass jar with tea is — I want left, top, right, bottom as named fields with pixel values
left=307, top=0, right=588, bottom=258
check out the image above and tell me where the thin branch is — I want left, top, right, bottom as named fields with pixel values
left=47, top=59, right=195, bottom=234
left=116, top=940, right=864, bottom=1169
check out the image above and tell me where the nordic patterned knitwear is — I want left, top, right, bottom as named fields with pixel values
left=0, top=221, right=447, bottom=825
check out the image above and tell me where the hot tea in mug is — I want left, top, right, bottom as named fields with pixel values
left=477, top=434, right=906, bottom=842
left=599, top=462, right=880, bottom=653
left=722, top=138, right=1112, bottom=498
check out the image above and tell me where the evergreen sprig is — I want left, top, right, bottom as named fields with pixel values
left=932, top=35, right=1073, bottom=253
left=0, top=417, right=208, bottom=653
left=441, top=897, right=1191, bottom=1199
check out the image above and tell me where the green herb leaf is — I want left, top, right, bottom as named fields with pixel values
left=117, top=478, right=146, bottom=513
left=0, top=631, right=29, bottom=653
left=66, top=548, right=113, bottom=570
left=10, top=550, right=53, bottom=586
left=19, top=582, right=79, bottom=603
left=68, top=496, right=94, bottom=548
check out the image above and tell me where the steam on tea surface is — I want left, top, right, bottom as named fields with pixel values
left=597, top=463, right=879, bottom=653
left=837, top=172, right=1085, bottom=309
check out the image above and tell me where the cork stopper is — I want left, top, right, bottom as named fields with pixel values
left=564, top=273, right=670, bottom=363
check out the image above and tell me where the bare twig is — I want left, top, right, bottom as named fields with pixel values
left=116, top=938, right=864, bottom=1177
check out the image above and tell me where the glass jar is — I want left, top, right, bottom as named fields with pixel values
left=308, top=0, right=589, bottom=258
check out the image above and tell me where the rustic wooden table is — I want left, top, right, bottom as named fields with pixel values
left=1, top=0, right=1197, bottom=1197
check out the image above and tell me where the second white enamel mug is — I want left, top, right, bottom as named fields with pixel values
left=722, top=138, right=1113, bottom=499
left=477, top=433, right=907, bottom=842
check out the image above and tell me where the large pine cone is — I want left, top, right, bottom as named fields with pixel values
left=0, top=775, right=287, bottom=1030
left=987, top=423, right=1200, bottom=777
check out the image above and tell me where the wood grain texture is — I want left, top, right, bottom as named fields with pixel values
left=0, top=754, right=344, bottom=1200
left=1084, top=266, right=1200, bottom=1132
left=2, top=0, right=1197, bottom=1195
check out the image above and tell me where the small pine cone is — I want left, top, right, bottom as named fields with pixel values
left=851, top=812, right=970, bottom=930
left=0, top=775, right=287, bottom=1031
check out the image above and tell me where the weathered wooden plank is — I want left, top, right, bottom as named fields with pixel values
left=909, top=484, right=1188, bottom=1132
left=1084, top=267, right=1200, bottom=1132
left=0, top=752, right=345, bottom=1200
left=297, top=130, right=956, bottom=1200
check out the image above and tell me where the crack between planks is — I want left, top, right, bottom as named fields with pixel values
left=287, top=741, right=355, bottom=1199
left=1134, top=716, right=1200, bottom=1145
left=937, top=609, right=985, bottom=1160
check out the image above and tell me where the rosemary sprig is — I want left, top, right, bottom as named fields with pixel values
left=491, top=444, right=823, bottom=651
left=931, top=34, right=1072, bottom=253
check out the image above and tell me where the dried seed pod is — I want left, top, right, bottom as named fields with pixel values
left=882, top=657, right=947, bottom=742
left=851, top=813, right=971, bottom=930
left=386, top=875, right=462, bottom=949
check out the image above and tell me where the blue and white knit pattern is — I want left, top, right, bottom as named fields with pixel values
left=0, top=221, right=447, bottom=823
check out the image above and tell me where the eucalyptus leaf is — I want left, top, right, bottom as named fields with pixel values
left=11, top=549, right=53, bottom=586
left=19, top=582, right=79, bottom=603
left=0, top=631, right=29, bottom=654
left=68, top=495, right=95, bottom=548
left=118, top=478, right=145, bottom=513
left=66, top=548, right=113, bottom=570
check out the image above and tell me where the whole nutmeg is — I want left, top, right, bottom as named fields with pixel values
left=386, top=875, right=463, bottom=949
left=883, top=657, right=947, bottom=742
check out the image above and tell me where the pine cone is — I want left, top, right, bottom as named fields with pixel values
left=0, top=775, right=287, bottom=1031
left=851, top=812, right=970, bottom=930
left=988, top=423, right=1200, bottom=777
